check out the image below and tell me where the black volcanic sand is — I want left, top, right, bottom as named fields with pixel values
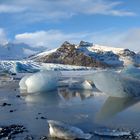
left=0, top=80, right=140, bottom=140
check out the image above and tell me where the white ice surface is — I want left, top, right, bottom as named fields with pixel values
left=69, top=80, right=93, bottom=90
left=92, top=71, right=140, bottom=97
left=19, top=71, right=59, bottom=93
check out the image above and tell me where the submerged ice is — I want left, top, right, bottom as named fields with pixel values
left=19, top=71, right=59, bottom=93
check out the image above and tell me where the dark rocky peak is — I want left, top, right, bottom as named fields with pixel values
left=120, top=49, right=136, bottom=57
left=62, top=41, right=74, bottom=47
left=57, top=41, right=76, bottom=53
left=79, top=41, right=93, bottom=47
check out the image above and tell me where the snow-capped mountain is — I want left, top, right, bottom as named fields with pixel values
left=0, top=42, right=45, bottom=60
left=32, top=41, right=140, bottom=67
left=32, top=41, right=108, bottom=68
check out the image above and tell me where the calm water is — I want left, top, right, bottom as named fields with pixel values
left=0, top=80, right=140, bottom=139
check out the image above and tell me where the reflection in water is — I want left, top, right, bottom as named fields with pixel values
left=23, top=87, right=94, bottom=105
left=58, top=88, right=94, bottom=101
left=23, top=91, right=61, bottom=106
left=95, top=96, right=140, bottom=122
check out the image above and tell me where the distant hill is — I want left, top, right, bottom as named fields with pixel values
left=0, top=42, right=45, bottom=60
left=31, top=41, right=140, bottom=67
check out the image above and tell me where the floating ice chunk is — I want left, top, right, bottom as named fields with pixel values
left=121, top=65, right=140, bottom=80
left=69, top=80, right=93, bottom=90
left=48, top=120, right=92, bottom=140
left=94, top=128, right=131, bottom=137
left=92, top=71, right=140, bottom=97
left=19, top=71, right=59, bottom=93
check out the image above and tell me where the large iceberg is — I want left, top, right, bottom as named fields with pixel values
left=19, top=71, right=59, bottom=93
left=121, top=65, right=140, bottom=80
left=19, top=75, right=30, bottom=91
left=92, top=71, right=140, bottom=97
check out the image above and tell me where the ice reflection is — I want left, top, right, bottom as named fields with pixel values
left=95, top=96, right=140, bottom=122
left=58, top=88, right=94, bottom=101
left=23, top=91, right=61, bottom=106
left=22, top=87, right=94, bottom=106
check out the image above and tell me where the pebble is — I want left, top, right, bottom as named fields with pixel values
left=1, top=103, right=11, bottom=107
left=40, top=117, right=47, bottom=120
left=9, top=109, right=16, bottom=113
left=16, top=95, right=21, bottom=98
left=0, top=124, right=26, bottom=139
left=40, top=136, right=48, bottom=140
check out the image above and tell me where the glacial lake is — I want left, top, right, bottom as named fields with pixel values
left=0, top=79, right=140, bottom=139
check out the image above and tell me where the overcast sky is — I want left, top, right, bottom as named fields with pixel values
left=0, top=0, right=140, bottom=51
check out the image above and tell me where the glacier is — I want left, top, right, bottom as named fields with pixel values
left=0, top=61, right=90, bottom=74
left=92, top=71, right=140, bottom=97
left=19, top=71, right=59, bottom=93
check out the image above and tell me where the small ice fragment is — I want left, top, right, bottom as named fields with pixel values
left=48, top=120, right=92, bottom=140
left=69, top=80, right=93, bottom=90
left=94, top=128, right=131, bottom=137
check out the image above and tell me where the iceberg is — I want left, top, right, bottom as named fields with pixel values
left=92, top=71, right=140, bottom=97
left=68, top=80, right=93, bottom=90
left=121, top=65, right=140, bottom=80
left=19, top=71, right=59, bottom=93
left=48, top=120, right=92, bottom=139
left=19, top=75, right=31, bottom=91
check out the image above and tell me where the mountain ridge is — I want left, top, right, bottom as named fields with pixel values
left=32, top=41, right=140, bottom=67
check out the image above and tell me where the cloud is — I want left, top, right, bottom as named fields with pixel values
left=88, top=28, right=140, bottom=52
left=0, top=0, right=136, bottom=23
left=0, top=5, right=26, bottom=13
left=15, top=28, right=140, bottom=52
left=0, top=28, right=8, bottom=44
left=15, top=30, right=89, bottom=48
left=113, top=29, right=140, bottom=51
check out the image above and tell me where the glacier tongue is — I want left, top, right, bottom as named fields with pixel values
left=92, top=71, right=140, bottom=97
